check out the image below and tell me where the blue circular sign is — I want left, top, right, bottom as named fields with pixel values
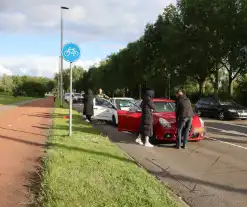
left=62, top=43, right=81, bottom=63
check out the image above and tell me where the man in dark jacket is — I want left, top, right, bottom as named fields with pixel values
left=136, top=89, right=156, bottom=147
left=83, top=89, right=94, bottom=123
left=175, top=90, right=194, bottom=149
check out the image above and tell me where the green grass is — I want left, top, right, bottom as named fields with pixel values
left=39, top=100, right=181, bottom=207
left=0, top=94, right=35, bottom=105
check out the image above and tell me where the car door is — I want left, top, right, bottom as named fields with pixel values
left=201, top=98, right=211, bottom=116
left=118, top=101, right=141, bottom=132
left=208, top=98, right=219, bottom=117
left=103, top=100, right=116, bottom=121
left=92, top=98, right=110, bottom=120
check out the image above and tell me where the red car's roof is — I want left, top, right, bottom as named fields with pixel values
left=152, top=98, right=175, bottom=102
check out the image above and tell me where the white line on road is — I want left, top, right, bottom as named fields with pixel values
left=204, top=120, right=247, bottom=129
left=206, top=137, right=247, bottom=151
left=207, top=126, right=247, bottom=137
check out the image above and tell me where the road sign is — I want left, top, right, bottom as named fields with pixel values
left=62, top=43, right=81, bottom=63
left=61, top=43, right=81, bottom=136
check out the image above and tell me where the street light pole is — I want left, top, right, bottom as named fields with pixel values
left=60, top=6, right=69, bottom=107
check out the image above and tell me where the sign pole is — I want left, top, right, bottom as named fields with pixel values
left=69, top=62, right=73, bottom=136
left=61, top=42, right=80, bottom=137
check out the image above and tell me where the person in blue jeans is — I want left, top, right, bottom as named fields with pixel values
left=175, top=90, right=194, bottom=149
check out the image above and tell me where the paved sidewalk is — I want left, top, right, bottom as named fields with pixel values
left=0, top=97, right=54, bottom=207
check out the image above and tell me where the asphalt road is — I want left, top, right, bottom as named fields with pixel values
left=73, top=103, right=247, bottom=207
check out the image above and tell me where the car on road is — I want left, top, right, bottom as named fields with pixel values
left=195, top=96, right=247, bottom=120
left=64, top=93, right=83, bottom=103
left=117, top=98, right=205, bottom=144
left=92, top=97, right=135, bottom=126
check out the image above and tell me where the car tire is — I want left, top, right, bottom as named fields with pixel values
left=218, top=111, right=225, bottom=120
left=112, top=115, right=117, bottom=127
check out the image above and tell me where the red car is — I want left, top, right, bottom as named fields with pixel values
left=117, top=98, right=205, bottom=144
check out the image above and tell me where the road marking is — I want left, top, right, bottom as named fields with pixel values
left=206, top=137, right=247, bottom=150
left=205, top=120, right=247, bottom=129
left=207, top=126, right=247, bottom=137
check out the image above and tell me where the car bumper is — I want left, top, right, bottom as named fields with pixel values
left=156, top=127, right=205, bottom=142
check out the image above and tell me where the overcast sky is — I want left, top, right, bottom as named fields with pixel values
left=0, top=0, right=176, bottom=78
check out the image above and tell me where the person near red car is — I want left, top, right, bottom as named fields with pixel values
left=135, top=89, right=156, bottom=147
left=175, top=89, right=194, bottom=149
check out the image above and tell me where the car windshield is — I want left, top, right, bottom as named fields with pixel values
left=153, top=101, right=175, bottom=113
left=219, top=100, right=238, bottom=106
left=115, top=99, right=134, bottom=109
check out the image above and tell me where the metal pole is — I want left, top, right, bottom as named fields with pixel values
left=60, top=9, right=63, bottom=107
left=168, top=73, right=171, bottom=99
left=69, top=62, right=73, bottom=136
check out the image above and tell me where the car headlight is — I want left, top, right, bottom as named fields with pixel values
left=228, top=109, right=236, bottom=112
left=159, top=118, right=171, bottom=128
left=199, top=117, right=204, bottom=126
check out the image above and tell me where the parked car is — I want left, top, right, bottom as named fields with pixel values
left=91, top=98, right=118, bottom=125
left=109, top=97, right=135, bottom=111
left=117, top=98, right=205, bottom=144
left=64, top=93, right=83, bottom=103
left=195, top=96, right=247, bottom=120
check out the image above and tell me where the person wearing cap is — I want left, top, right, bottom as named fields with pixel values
left=175, top=89, right=194, bottom=149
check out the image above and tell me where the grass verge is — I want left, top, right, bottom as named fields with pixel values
left=39, top=100, right=181, bottom=207
left=0, top=94, right=35, bottom=105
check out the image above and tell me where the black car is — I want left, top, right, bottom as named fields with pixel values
left=195, top=96, right=247, bottom=120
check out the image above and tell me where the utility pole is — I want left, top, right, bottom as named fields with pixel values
left=60, top=6, right=69, bottom=107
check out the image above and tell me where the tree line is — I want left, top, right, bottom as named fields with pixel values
left=0, top=74, right=55, bottom=97
left=64, top=0, right=247, bottom=104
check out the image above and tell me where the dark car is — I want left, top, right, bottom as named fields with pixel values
left=195, top=96, right=247, bottom=120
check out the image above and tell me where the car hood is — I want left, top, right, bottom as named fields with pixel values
left=153, top=112, right=176, bottom=123
left=153, top=112, right=199, bottom=123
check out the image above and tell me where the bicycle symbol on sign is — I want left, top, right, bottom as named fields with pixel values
left=64, top=47, right=79, bottom=57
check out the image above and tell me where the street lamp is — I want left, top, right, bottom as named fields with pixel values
left=60, top=6, right=69, bottom=107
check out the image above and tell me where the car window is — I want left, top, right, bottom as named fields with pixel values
left=153, top=101, right=175, bottom=112
left=114, top=99, right=134, bottom=109
left=202, top=98, right=210, bottom=105
left=95, top=98, right=112, bottom=107
left=219, top=100, right=239, bottom=106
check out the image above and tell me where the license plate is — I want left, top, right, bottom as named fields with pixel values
left=193, top=127, right=205, bottom=133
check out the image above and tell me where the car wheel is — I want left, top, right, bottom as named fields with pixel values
left=218, top=111, right=225, bottom=120
left=112, top=115, right=117, bottom=127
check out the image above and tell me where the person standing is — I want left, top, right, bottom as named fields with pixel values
left=175, top=89, right=194, bottom=149
left=136, top=89, right=155, bottom=147
left=96, top=88, right=109, bottom=99
left=83, top=89, right=94, bottom=123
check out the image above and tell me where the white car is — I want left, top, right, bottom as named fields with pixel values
left=64, top=93, right=83, bottom=103
left=92, top=97, right=134, bottom=126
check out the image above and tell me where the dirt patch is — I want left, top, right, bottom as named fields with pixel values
left=0, top=97, right=54, bottom=207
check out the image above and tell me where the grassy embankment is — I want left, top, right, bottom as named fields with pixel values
left=0, top=94, right=35, bottom=105
left=39, top=100, right=181, bottom=207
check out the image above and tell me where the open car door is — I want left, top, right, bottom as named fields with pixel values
left=117, top=100, right=142, bottom=132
